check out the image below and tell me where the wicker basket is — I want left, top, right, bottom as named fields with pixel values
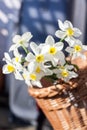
left=29, top=55, right=87, bottom=130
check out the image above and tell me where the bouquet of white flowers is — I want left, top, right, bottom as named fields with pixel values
left=2, top=20, right=87, bottom=87
left=2, top=20, right=87, bottom=130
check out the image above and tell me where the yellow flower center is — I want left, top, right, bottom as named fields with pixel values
left=30, top=73, right=36, bottom=80
left=36, top=54, right=44, bottom=63
left=60, top=66, right=65, bottom=69
left=7, top=65, right=15, bottom=72
left=66, top=28, right=74, bottom=36
left=74, top=45, right=82, bottom=52
left=35, top=66, right=41, bottom=73
left=49, top=47, right=57, bottom=55
left=61, top=70, right=69, bottom=77
left=19, top=40, right=24, bottom=44
left=15, top=57, right=19, bottom=62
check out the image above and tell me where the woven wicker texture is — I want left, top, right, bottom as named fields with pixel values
left=29, top=52, right=87, bottom=130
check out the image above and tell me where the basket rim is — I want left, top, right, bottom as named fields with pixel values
left=28, top=82, right=76, bottom=98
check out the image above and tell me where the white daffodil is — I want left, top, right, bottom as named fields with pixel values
left=55, top=20, right=82, bottom=42
left=28, top=62, right=45, bottom=80
left=12, top=49, right=22, bottom=64
left=66, top=39, right=87, bottom=59
left=22, top=68, right=33, bottom=87
left=9, top=32, right=32, bottom=51
left=3, top=52, right=12, bottom=64
left=3, top=62, right=15, bottom=74
left=22, top=68, right=41, bottom=87
left=28, top=62, right=52, bottom=79
left=25, top=52, right=45, bottom=64
left=41, top=35, right=65, bottom=66
left=22, top=66, right=43, bottom=87
left=25, top=42, right=48, bottom=64
left=53, top=64, right=78, bottom=82
left=3, top=19, right=87, bottom=88
left=3, top=53, right=23, bottom=80
left=22, top=61, right=52, bottom=87
left=22, top=63, right=42, bottom=87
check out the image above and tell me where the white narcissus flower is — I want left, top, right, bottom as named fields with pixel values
left=28, top=62, right=52, bottom=77
left=22, top=66, right=43, bottom=87
left=22, top=68, right=33, bottom=87
left=3, top=53, right=15, bottom=74
left=28, top=62, right=46, bottom=81
left=2, top=53, right=23, bottom=80
left=22, top=62, right=52, bottom=87
left=25, top=42, right=48, bottom=64
left=41, top=35, right=65, bottom=66
left=9, top=32, right=32, bottom=51
left=66, top=39, right=87, bottom=59
left=3, top=19, right=87, bottom=88
left=53, top=64, right=78, bottom=82
left=12, top=49, right=22, bottom=64
left=22, top=62, right=44, bottom=87
left=55, top=20, right=82, bottom=42
left=25, top=52, right=45, bottom=64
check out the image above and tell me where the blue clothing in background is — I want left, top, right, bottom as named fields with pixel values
left=0, top=0, right=22, bottom=67
left=19, top=0, right=68, bottom=43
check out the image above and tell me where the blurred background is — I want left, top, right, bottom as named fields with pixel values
left=0, top=0, right=87, bottom=130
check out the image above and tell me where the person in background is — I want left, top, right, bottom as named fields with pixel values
left=0, top=0, right=22, bottom=93
left=0, top=0, right=38, bottom=126
left=0, top=0, right=22, bottom=97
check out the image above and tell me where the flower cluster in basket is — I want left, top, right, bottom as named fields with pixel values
left=2, top=20, right=87, bottom=88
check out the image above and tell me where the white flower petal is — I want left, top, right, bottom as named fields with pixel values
left=65, top=65, right=74, bottom=70
left=2, top=65, right=10, bottom=74
left=9, top=44, right=17, bottom=52
left=28, top=61, right=36, bottom=72
left=45, top=35, right=55, bottom=45
left=41, top=44, right=50, bottom=54
left=3, top=53, right=11, bottom=63
left=25, top=53, right=35, bottom=62
left=12, top=35, right=21, bottom=43
left=51, top=58, right=58, bottom=66
left=14, top=71, right=23, bottom=80
left=65, top=47, right=73, bottom=53
left=74, top=28, right=82, bottom=37
left=55, top=30, right=66, bottom=39
left=74, top=39, right=82, bottom=45
left=45, top=69, right=53, bottom=76
left=65, top=37, right=76, bottom=46
left=64, top=20, right=73, bottom=29
left=58, top=19, right=65, bottom=31
left=30, top=42, right=40, bottom=55
left=22, top=32, right=33, bottom=42
left=70, top=71, right=78, bottom=78
left=32, top=80, right=43, bottom=88
left=25, top=80, right=32, bottom=87
left=55, top=42, right=64, bottom=51
left=13, top=49, right=20, bottom=56
left=16, top=63, right=23, bottom=71
left=56, top=51, right=65, bottom=65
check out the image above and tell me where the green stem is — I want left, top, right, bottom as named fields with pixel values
left=21, top=45, right=29, bottom=54
left=59, top=35, right=67, bottom=42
